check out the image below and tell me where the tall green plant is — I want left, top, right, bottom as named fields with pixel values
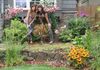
left=5, top=43, right=25, bottom=66
left=83, top=30, right=93, bottom=50
left=83, top=30, right=100, bottom=70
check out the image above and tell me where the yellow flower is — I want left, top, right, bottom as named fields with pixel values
left=77, top=57, right=83, bottom=64
left=76, top=54, right=81, bottom=59
left=77, top=60, right=83, bottom=64
left=71, top=55, right=77, bottom=59
left=67, top=46, right=89, bottom=65
left=77, top=57, right=82, bottom=61
left=82, top=52, right=89, bottom=57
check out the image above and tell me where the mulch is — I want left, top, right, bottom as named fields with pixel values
left=25, top=60, right=66, bottom=67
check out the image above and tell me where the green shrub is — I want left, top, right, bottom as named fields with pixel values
left=59, top=29, right=73, bottom=42
left=68, top=17, right=90, bottom=36
left=5, top=43, right=25, bottom=66
left=59, top=17, right=90, bottom=43
left=72, top=36, right=84, bottom=45
left=4, top=19, right=28, bottom=42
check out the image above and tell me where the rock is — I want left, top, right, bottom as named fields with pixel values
left=21, top=49, right=66, bottom=62
left=54, top=53, right=64, bottom=61
left=47, top=53, right=56, bottom=61
left=36, top=52, right=48, bottom=61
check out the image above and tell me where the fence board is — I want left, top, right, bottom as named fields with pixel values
left=78, top=5, right=100, bottom=24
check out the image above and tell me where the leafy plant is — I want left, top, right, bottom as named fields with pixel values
left=72, top=36, right=85, bottom=45
left=59, top=17, right=90, bottom=43
left=4, top=19, right=28, bottom=43
left=83, top=30, right=100, bottom=70
left=68, top=17, right=90, bottom=37
left=5, top=43, right=25, bottom=66
left=59, top=29, right=73, bottom=42
left=83, top=30, right=93, bottom=50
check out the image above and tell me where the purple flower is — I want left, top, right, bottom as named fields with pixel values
left=80, top=12, right=88, bottom=17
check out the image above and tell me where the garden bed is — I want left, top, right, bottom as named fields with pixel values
left=21, top=43, right=71, bottom=61
left=0, top=43, right=71, bottom=67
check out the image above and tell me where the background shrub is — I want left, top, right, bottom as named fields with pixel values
left=68, top=17, right=90, bottom=36
left=59, top=17, right=90, bottom=42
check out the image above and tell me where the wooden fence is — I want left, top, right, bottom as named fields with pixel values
left=78, top=5, right=100, bottom=24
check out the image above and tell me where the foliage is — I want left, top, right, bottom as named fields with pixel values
left=5, top=43, right=25, bottom=66
left=83, top=30, right=100, bottom=70
left=59, top=29, right=73, bottom=42
left=82, top=30, right=93, bottom=49
left=59, top=17, right=90, bottom=43
left=68, top=17, right=90, bottom=36
left=4, top=19, right=28, bottom=43
left=72, top=36, right=85, bottom=45
left=49, top=13, right=58, bottom=30
left=67, top=46, right=90, bottom=68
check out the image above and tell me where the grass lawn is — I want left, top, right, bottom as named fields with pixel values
left=1, top=65, right=68, bottom=70
left=24, top=43, right=72, bottom=52
left=0, top=43, right=72, bottom=52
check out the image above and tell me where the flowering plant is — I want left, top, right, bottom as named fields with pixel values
left=3, top=8, right=23, bottom=19
left=68, top=46, right=89, bottom=65
left=44, top=6, right=59, bottom=13
left=79, top=11, right=88, bottom=17
left=7, top=8, right=23, bottom=16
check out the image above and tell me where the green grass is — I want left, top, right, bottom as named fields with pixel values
left=23, top=43, right=72, bottom=52
left=1, top=65, right=68, bottom=70
left=0, top=43, right=72, bottom=52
